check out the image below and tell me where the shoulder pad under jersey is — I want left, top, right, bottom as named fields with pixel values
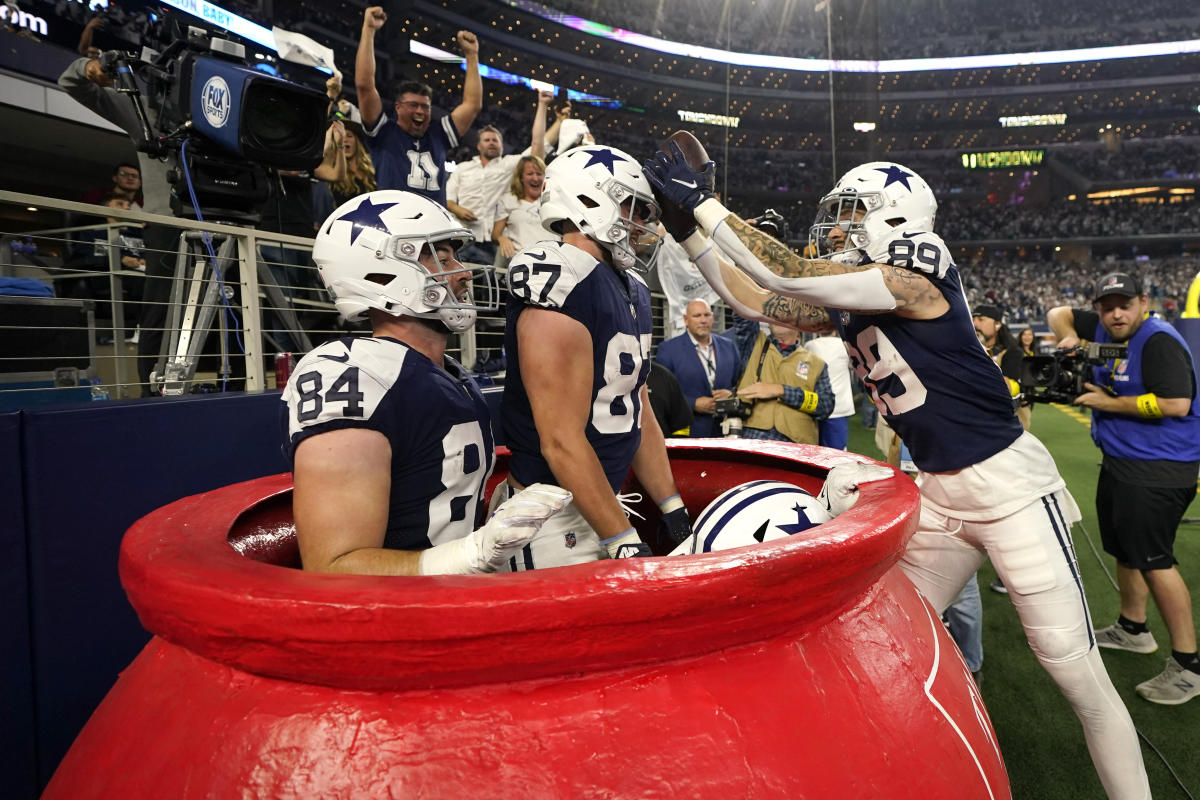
left=283, top=338, right=407, bottom=437
left=868, top=229, right=953, bottom=279
left=506, top=241, right=601, bottom=309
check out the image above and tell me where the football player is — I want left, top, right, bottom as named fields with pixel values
left=644, top=151, right=1149, bottom=800
left=283, top=190, right=571, bottom=576
left=499, top=145, right=692, bottom=565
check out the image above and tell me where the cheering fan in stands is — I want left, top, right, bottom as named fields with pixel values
left=355, top=6, right=481, bottom=204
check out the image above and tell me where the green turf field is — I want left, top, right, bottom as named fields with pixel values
left=845, top=405, right=1200, bottom=800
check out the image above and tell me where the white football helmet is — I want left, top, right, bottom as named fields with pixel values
left=540, top=145, right=662, bottom=271
left=808, top=162, right=937, bottom=264
left=670, top=480, right=831, bottom=555
left=312, top=190, right=498, bottom=330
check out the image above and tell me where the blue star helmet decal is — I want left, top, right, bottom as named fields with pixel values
left=875, top=165, right=915, bottom=191
left=776, top=503, right=817, bottom=536
left=580, top=147, right=628, bottom=173
left=336, top=196, right=399, bottom=244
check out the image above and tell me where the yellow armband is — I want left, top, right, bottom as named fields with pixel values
left=1136, top=393, right=1164, bottom=419
left=800, top=390, right=819, bottom=414
left=1005, top=378, right=1020, bottom=398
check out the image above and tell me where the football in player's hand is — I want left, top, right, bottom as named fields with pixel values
left=664, top=130, right=710, bottom=172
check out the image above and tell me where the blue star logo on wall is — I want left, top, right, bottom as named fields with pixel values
left=777, top=503, right=816, bottom=536
left=875, top=165, right=915, bottom=190
left=580, top=148, right=627, bottom=173
left=336, top=196, right=398, bottom=244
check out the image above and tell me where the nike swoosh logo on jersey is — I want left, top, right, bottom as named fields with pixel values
left=672, top=179, right=699, bottom=189
left=901, top=232, right=922, bottom=238
left=320, top=353, right=350, bottom=363
left=527, top=250, right=548, bottom=261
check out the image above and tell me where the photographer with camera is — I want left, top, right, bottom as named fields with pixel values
left=655, top=299, right=740, bottom=437
left=725, top=317, right=833, bottom=443
left=1048, top=272, right=1200, bottom=705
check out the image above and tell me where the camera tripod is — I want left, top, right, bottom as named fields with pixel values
left=153, top=229, right=312, bottom=395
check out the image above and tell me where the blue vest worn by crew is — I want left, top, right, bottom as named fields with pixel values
left=834, top=230, right=1022, bottom=472
left=502, top=241, right=653, bottom=492
left=1091, top=316, right=1200, bottom=461
left=282, top=336, right=495, bottom=550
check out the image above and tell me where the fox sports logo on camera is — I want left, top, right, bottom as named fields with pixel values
left=200, top=75, right=232, bottom=129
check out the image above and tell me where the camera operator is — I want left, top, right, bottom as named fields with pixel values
left=60, top=53, right=180, bottom=395
left=727, top=316, right=834, bottom=444
left=1048, top=272, right=1200, bottom=705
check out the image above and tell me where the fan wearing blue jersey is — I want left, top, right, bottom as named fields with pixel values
left=283, top=190, right=570, bottom=576
left=500, top=145, right=693, bottom=564
left=644, top=150, right=1149, bottom=800
left=355, top=8, right=481, bottom=204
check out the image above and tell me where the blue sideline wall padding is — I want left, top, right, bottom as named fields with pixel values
left=22, top=393, right=289, bottom=791
left=0, top=412, right=37, bottom=800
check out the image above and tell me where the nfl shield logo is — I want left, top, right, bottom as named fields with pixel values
left=564, top=532, right=577, bottom=549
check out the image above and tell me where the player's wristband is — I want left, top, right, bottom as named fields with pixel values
left=600, top=527, right=640, bottom=559
left=658, top=494, right=685, bottom=514
left=694, top=197, right=732, bottom=234
left=1136, top=393, right=1164, bottom=419
left=800, top=390, right=819, bottom=414
left=1005, top=378, right=1021, bottom=398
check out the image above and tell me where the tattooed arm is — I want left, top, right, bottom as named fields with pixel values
left=681, top=232, right=832, bottom=332
left=694, top=200, right=947, bottom=320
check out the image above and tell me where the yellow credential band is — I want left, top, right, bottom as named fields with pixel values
left=1136, top=393, right=1164, bottom=419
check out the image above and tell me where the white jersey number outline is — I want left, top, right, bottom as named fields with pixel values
left=845, top=325, right=928, bottom=416
left=406, top=150, right=440, bottom=192
left=427, top=421, right=488, bottom=546
left=593, top=332, right=644, bottom=434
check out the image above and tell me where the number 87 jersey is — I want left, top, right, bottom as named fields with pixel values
left=281, top=336, right=495, bottom=550
left=835, top=229, right=1023, bottom=473
left=501, top=241, right=654, bottom=493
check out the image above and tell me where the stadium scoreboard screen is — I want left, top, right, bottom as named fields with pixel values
left=960, top=149, right=1046, bottom=169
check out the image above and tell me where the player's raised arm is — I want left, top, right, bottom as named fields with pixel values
left=643, top=143, right=948, bottom=320
left=679, top=230, right=831, bottom=332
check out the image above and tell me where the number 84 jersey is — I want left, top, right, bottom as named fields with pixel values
left=281, top=336, right=495, bottom=550
left=502, top=241, right=653, bottom=493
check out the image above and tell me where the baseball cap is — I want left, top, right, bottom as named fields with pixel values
left=1093, top=272, right=1141, bottom=302
left=972, top=303, right=1003, bottom=322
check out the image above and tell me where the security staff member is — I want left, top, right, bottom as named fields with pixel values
left=1049, top=272, right=1200, bottom=705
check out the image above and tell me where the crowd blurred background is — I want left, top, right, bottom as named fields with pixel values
left=1, top=0, right=1197, bottom=341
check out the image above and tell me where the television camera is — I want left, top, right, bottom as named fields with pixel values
left=98, top=20, right=328, bottom=223
left=1020, top=342, right=1127, bottom=404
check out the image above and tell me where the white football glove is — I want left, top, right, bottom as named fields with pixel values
left=818, top=462, right=894, bottom=518
left=418, top=483, right=573, bottom=575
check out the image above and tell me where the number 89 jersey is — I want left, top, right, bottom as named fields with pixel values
left=502, top=241, right=653, bottom=492
left=836, top=230, right=1022, bottom=473
left=281, top=336, right=495, bottom=550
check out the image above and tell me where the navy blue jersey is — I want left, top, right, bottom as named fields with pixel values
left=365, top=113, right=458, bottom=204
left=281, top=336, right=494, bottom=550
left=834, top=231, right=1022, bottom=472
left=502, top=241, right=653, bottom=491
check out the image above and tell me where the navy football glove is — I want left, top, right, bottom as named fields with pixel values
left=658, top=505, right=693, bottom=547
left=642, top=141, right=715, bottom=214
left=614, top=542, right=654, bottom=558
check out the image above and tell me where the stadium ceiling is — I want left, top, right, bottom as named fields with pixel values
left=499, top=0, right=1200, bottom=73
